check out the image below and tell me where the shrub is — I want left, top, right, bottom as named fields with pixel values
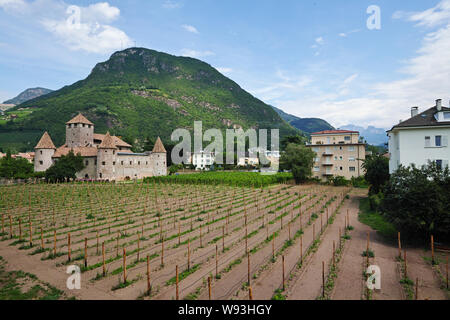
left=332, top=176, right=349, bottom=186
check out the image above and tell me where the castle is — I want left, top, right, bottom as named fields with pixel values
left=34, top=113, right=167, bottom=180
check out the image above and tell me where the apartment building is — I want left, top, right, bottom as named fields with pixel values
left=388, top=99, right=450, bottom=174
left=189, top=150, right=216, bottom=170
left=306, top=130, right=366, bottom=181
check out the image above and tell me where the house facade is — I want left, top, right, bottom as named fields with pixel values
left=34, top=113, right=167, bottom=180
left=387, top=99, right=450, bottom=174
left=189, top=150, right=216, bottom=170
left=306, top=130, right=366, bottom=181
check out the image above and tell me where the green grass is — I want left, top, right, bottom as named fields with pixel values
left=0, top=256, right=63, bottom=300
left=358, top=197, right=397, bottom=240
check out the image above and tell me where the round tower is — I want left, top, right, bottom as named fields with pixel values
left=34, top=131, right=56, bottom=172
left=66, top=113, right=94, bottom=148
left=96, top=132, right=117, bottom=180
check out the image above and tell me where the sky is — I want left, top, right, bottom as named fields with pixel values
left=1, top=0, right=450, bottom=129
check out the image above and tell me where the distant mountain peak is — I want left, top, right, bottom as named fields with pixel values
left=271, top=105, right=334, bottom=134
left=4, top=87, right=53, bottom=105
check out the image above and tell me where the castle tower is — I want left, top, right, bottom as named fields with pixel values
left=34, top=131, right=56, bottom=172
left=66, top=113, right=94, bottom=148
left=96, top=132, right=117, bottom=180
left=152, top=137, right=167, bottom=176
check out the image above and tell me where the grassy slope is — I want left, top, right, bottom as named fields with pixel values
left=1, top=48, right=299, bottom=151
left=358, top=197, right=397, bottom=240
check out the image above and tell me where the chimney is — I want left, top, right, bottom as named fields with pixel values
left=411, top=106, right=419, bottom=117
left=436, top=99, right=442, bottom=111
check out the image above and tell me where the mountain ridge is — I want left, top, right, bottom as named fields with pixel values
left=3, top=87, right=53, bottom=105
left=1, top=47, right=300, bottom=152
left=271, top=105, right=335, bottom=134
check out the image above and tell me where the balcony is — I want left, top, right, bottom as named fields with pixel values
left=323, top=172, right=333, bottom=176
left=322, top=162, right=333, bottom=166
left=322, top=150, right=333, bottom=156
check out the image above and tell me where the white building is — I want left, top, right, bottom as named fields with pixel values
left=387, top=99, right=450, bottom=174
left=189, top=151, right=216, bottom=170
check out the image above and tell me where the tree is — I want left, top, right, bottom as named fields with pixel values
left=280, top=143, right=315, bottom=184
left=0, top=151, right=34, bottom=179
left=45, top=151, right=85, bottom=183
left=281, top=135, right=305, bottom=151
left=362, top=153, right=389, bottom=195
left=382, top=162, right=450, bottom=241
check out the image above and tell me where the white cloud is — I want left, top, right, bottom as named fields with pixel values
left=338, top=29, right=360, bottom=38
left=162, top=0, right=182, bottom=9
left=0, top=0, right=132, bottom=54
left=394, top=0, right=450, bottom=28
left=181, top=24, right=199, bottom=34
left=315, top=37, right=324, bottom=45
left=180, top=49, right=214, bottom=58
left=263, top=2, right=450, bottom=129
left=216, top=67, right=232, bottom=74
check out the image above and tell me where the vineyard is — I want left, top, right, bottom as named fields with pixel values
left=0, top=181, right=447, bottom=300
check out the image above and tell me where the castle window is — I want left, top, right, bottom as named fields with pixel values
left=99, top=173, right=102, bottom=178
left=82, top=124, right=85, bottom=127
left=74, top=124, right=77, bottom=128
left=121, top=161, right=124, bottom=165
left=146, top=161, right=148, bottom=165
left=85, top=160, right=89, bottom=166
left=88, top=125, right=91, bottom=128
left=113, top=162, right=116, bottom=166
left=113, top=151, right=115, bottom=155
left=102, top=161, right=106, bottom=166
left=40, top=150, right=42, bottom=155
left=95, top=160, right=97, bottom=165
left=138, top=161, right=140, bottom=165
left=39, top=161, right=43, bottom=165
left=130, top=161, right=132, bottom=165
left=105, top=150, right=107, bottom=153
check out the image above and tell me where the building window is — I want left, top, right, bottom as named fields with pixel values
left=85, top=160, right=89, bottom=166
left=348, top=146, right=355, bottom=151
left=313, top=166, right=320, bottom=172
left=349, top=157, right=355, bottom=162
left=113, top=151, right=115, bottom=155
left=340, top=166, right=343, bottom=171
left=425, top=136, right=431, bottom=147
left=138, top=161, right=141, bottom=165
left=130, top=161, right=132, bottom=165
left=74, top=124, right=77, bottom=128
left=339, top=156, right=343, bottom=160
left=344, top=136, right=351, bottom=141
left=82, top=124, right=85, bottom=127
left=436, top=160, right=443, bottom=170
left=39, top=161, right=43, bottom=165
left=349, top=167, right=356, bottom=172
left=40, top=150, right=42, bottom=155
left=435, top=136, right=442, bottom=147
left=113, top=162, right=116, bottom=166
left=121, top=161, right=124, bottom=165
left=102, top=161, right=106, bottom=166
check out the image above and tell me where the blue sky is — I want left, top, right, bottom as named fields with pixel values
left=1, top=0, right=450, bottom=129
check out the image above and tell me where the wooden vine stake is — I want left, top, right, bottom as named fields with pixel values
left=116, top=231, right=119, bottom=257
left=84, top=237, right=88, bottom=268
left=249, top=287, right=253, bottom=300
left=272, top=232, right=275, bottom=259
left=208, top=276, right=212, bottom=300
left=415, top=277, right=419, bottom=300
left=96, top=230, right=99, bottom=255
left=332, top=241, right=336, bottom=267
left=29, top=220, right=32, bottom=247
left=175, top=265, right=179, bottom=300
left=187, top=238, right=191, bottom=271
left=366, top=232, right=370, bottom=268
left=446, top=255, right=449, bottom=289
left=247, top=250, right=251, bottom=286
left=300, top=235, right=303, bottom=264
left=282, top=255, right=285, bottom=290
left=53, top=229, right=56, bottom=256
left=137, top=233, right=140, bottom=262
left=398, top=232, right=402, bottom=259
left=322, top=261, right=325, bottom=298
left=215, top=245, right=218, bottom=278
left=161, top=235, right=165, bottom=266
left=404, top=250, right=407, bottom=278
left=68, top=233, right=71, bottom=262
left=222, top=226, right=225, bottom=253
left=147, top=255, right=151, bottom=295
left=123, top=248, right=127, bottom=283
left=431, top=235, right=435, bottom=265
left=178, top=222, right=181, bottom=245
left=102, top=242, right=106, bottom=277
left=40, top=227, right=44, bottom=249
left=9, top=215, right=12, bottom=239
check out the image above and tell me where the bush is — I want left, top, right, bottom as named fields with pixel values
left=351, top=176, right=368, bottom=188
left=332, top=176, right=349, bottom=186
left=280, top=143, right=315, bottom=184
left=368, top=192, right=383, bottom=211
left=382, top=162, right=450, bottom=242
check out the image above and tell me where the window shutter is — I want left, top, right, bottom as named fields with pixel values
left=442, top=135, right=448, bottom=147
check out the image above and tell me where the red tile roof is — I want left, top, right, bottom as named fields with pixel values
left=35, top=132, right=56, bottom=149
left=52, top=146, right=98, bottom=158
left=311, top=130, right=359, bottom=135
left=66, top=113, right=94, bottom=125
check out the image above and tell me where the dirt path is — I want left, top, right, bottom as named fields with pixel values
left=286, top=194, right=350, bottom=300
left=0, top=240, right=118, bottom=300
left=404, top=248, right=447, bottom=300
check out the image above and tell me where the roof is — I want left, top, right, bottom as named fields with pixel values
left=66, top=113, right=94, bottom=125
left=98, top=132, right=117, bottom=149
left=311, top=130, right=359, bottom=135
left=389, top=106, right=450, bottom=131
left=93, top=133, right=131, bottom=148
left=52, top=146, right=98, bottom=158
left=152, top=137, right=166, bottom=153
left=35, top=132, right=56, bottom=149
